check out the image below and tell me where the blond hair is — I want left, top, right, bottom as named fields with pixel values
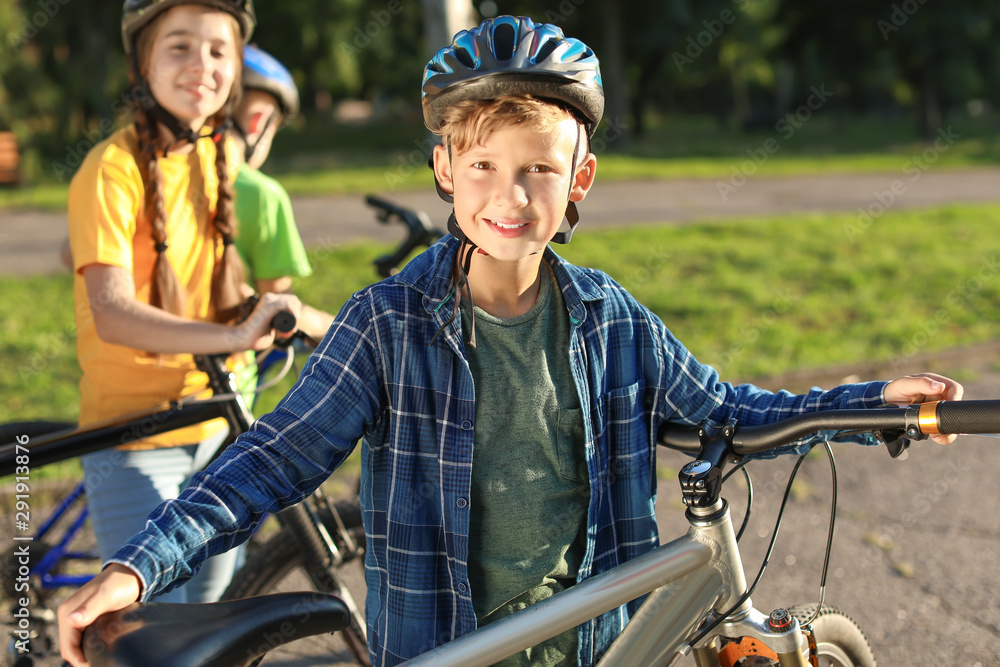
left=131, top=9, right=246, bottom=322
left=433, top=95, right=584, bottom=154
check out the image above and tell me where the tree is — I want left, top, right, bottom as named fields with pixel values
left=420, top=0, right=477, bottom=59
left=775, top=0, right=1000, bottom=140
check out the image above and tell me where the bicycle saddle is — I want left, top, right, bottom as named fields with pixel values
left=82, top=592, right=352, bottom=667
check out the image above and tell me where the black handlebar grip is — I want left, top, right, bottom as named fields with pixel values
left=935, top=400, right=1000, bottom=435
left=271, top=310, right=297, bottom=334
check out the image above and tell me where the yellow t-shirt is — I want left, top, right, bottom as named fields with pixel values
left=68, top=125, right=242, bottom=449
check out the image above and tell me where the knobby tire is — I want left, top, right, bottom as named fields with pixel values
left=790, top=604, right=877, bottom=667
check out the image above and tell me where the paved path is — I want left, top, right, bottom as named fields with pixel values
left=3, top=167, right=1000, bottom=276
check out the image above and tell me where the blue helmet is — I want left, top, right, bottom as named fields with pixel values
left=421, top=16, right=604, bottom=136
left=243, top=44, right=299, bottom=120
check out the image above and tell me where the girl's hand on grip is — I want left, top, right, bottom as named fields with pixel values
left=228, top=292, right=302, bottom=351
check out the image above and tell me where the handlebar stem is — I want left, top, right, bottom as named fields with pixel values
left=678, top=420, right=738, bottom=510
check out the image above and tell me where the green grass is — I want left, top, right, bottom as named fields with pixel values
left=3, top=202, right=1000, bottom=433
left=5, top=112, right=1000, bottom=211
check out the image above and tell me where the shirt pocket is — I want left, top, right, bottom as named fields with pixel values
left=600, top=381, right=653, bottom=491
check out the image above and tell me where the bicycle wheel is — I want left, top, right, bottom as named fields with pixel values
left=222, top=497, right=369, bottom=667
left=790, top=604, right=877, bottom=667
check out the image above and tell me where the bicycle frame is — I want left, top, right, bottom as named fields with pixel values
left=401, top=495, right=808, bottom=667
left=0, top=354, right=254, bottom=596
left=28, top=481, right=95, bottom=589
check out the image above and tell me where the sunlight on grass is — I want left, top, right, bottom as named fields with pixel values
left=3, top=202, right=1000, bottom=442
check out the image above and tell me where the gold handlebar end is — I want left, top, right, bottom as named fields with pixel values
left=918, top=401, right=942, bottom=435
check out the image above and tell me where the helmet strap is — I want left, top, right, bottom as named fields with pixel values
left=430, top=212, right=480, bottom=349
left=233, top=110, right=277, bottom=164
left=550, top=122, right=582, bottom=245
left=130, top=53, right=222, bottom=157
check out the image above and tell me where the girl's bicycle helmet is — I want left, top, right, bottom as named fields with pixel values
left=122, top=0, right=256, bottom=54
left=243, top=44, right=300, bottom=120
left=422, top=15, right=604, bottom=137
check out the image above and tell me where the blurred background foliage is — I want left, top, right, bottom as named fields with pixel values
left=2, top=0, right=1000, bottom=183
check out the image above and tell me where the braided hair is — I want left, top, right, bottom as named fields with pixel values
left=130, top=10, right=246, bottom=322
left=208, top=104, right=246, bottom=323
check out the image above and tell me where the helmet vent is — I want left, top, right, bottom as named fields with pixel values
left=534, top=40, right=557, bottom=63
left=455, top=47, right=475, bottom=68
left=493, top=23, right=516, bottom=60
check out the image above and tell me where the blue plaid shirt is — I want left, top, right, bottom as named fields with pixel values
left=111, top=235, right=888, bottom=666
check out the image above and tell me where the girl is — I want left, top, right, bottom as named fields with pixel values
left=67, top=0, right=299, bottom=607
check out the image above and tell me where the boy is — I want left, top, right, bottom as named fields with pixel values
left=231, top=44, right=334, bottom=342
left=59, top=16, right=961, bottom=667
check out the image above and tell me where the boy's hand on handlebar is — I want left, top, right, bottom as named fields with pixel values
left=884, top=372, right=964, bottom=445
left=229, top=292, right=302, bottom=351
left=57, top=563, right=142, bottom=667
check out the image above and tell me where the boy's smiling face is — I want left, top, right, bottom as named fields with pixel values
left=434, top=116, right=596, bottom=262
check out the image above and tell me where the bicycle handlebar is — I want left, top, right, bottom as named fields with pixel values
left=658, top=400, right=1000, bottom=456
left=0, top=306, right=302, bottom=476
left=366, top=194, right=444, bottom=279
left=271, top=310, right=297, bottom=334
left=934, top=399, right=1000, bottom=434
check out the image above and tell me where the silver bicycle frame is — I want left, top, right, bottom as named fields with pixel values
left=401, top=499, right=809, bottom=667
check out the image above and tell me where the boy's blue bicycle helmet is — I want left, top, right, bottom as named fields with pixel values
left=243, top=44, right=300, bottom=121
left=422, top=15, right=604, bottom=137
left=422, top=17, right=605, bottom=348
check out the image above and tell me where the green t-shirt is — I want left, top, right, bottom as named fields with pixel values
left=232, top=166, right=313, bottom=405
left=233, top=165, right=313, bottom=281
left=462, top=263, right=590, bottom=667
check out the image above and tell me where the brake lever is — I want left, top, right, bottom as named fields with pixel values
left=878, top=430, right=911, bottom=460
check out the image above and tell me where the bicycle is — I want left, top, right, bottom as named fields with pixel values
left=76, top=398, right=1000, bottom=667
left=0, top=195, right=445, bottom=667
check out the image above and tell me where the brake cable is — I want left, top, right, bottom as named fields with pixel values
left=687, top=433, right=845, bottom=648
left=686, top=442, right=821, bottom=649
left=803, top=439, right=838, bottom=626
left=722, top=461, right=753, bottom=542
